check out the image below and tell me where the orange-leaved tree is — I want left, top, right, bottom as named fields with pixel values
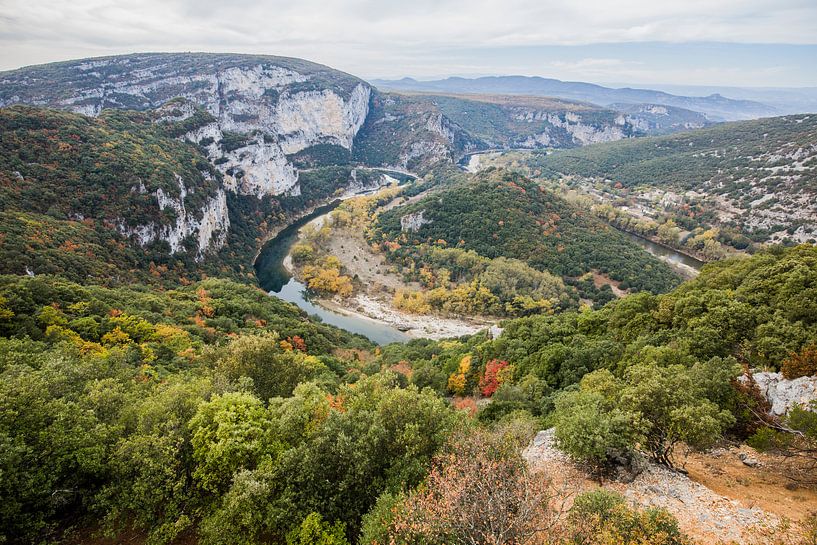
left=387, top=426, right=565, bottom=545
left=479, top=359, right=511, bottom=397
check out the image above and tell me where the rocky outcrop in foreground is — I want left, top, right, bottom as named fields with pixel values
left=751, top=371, right=817, bottom=416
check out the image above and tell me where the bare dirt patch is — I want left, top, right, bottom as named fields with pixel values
left=590, top=270, right=628, bottom=297
left=523, top=429, right=814, bottom=544
left=684, top=445, right=817, bottom=524
left=324, top=223, right=419, bottom=294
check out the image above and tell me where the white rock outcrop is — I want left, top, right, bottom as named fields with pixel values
left=750, top=371, right=817, bottom=416
left=119, top=174, right=230, bottom=260
left=8, top=56, right=373, bottom=257
left=276, top=84, right=371, bottom=154
left=400, top=210, right=432, bottom=232
left=511, top=109, right=630, bottom=147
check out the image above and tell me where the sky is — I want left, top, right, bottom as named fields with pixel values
left=1, top=0, right=816, bottom=87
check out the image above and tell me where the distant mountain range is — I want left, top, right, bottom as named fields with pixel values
left=371, top=76, right=781, bottom=121
left=607, top=83, right=817, bottom=115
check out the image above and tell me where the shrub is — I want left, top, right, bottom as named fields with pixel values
left=568, top=490, right=691, bottom=545
left=782, top=344, right=817, bottom=379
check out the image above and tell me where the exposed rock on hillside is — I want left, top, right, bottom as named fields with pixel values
left=523, top=429, right=781, bottom=544
left=0, top=53, right=371, bottom=198
left=751, top=371, right=817, bottom=416
left=400, top=210, right=432, bottom=232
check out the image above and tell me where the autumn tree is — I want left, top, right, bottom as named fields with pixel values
left=479, top=359, right=511, bottom=397
left=782, top=344, right=817, bottom=379
left=447, top=354, right=473, bottom=395
left=386, top=426, right=565, bottom=545
left=567, top=490, right=691, bottom=545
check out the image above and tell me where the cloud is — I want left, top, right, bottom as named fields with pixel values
left=0, top=0, right=815, bottom=86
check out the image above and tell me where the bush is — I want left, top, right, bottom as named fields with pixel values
left=552, top=383, right=638, bottom=475
left=569, top=490, right=691, bottom=545
left=287, top=512, right=349, bottom=545
left=782, top=344, right=817, bottom=379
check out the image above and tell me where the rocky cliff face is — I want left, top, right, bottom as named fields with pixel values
left=512, top=110, right=631, bottom=147
left=120, top=173, right=230, bottom=259
left=0, top=53, right=370, bottom=199
left=0, top=53, right=372, bottom=258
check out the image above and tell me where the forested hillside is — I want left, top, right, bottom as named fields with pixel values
left=0, top=106, right=374, bottom=284
left=354, top=91, right=711, bottom=171
left=1, top=53, right=816, bottom=545
left=378, top=244, right=817, bottom=478
left=525, top=114, right=817, bottom=244
left=3, top=245, right=816, bottom=544
left=372, top=171, right=681, bottom=307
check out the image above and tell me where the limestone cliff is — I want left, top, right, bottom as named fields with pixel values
left=0, top=53, right=372, bottom=258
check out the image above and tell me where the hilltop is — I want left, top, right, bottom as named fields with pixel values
left=370, top=171, right=681, bottom=308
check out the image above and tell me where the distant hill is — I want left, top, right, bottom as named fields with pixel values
left=0, top=53, right=695, bottom=186
left=615, top=83, right=817, bottom=115
left=354, top=92, right=711, bottom=172
left=525, top=114, right=817, bottom=244
left=372, top=76, right=779, bottom=121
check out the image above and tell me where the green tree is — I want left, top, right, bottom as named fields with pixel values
left=568, top=490, right=691, bottom=545
left=189, top=392, right=284, bottom=494
left=552, top=370, right=638, bottom=474
left=287, top=512, right=349, bottom=545
left=215, top=332, right=331, bottom=400
left=620, top=363, right=735, bottom=467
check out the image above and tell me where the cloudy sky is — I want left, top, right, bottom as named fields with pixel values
left=1, top=0, right=816, bottom=87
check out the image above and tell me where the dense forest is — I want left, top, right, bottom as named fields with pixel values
left=378, top=244, right=817, bottom=483
left=372, top=170, right=681, bottom=307
left=3, top=245, right=816, bottom=544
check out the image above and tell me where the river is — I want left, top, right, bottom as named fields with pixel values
left=254, top=197, right=411, bottom=345
left=254, top=180, right=702, bottom=345
left=620, top=230, right=704, bottom=277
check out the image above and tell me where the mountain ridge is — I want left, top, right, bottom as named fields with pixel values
left=372, top=75, right=779, bottom=121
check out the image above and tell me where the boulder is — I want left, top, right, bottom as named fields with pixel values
left=750, top=372, right=817, bottom=416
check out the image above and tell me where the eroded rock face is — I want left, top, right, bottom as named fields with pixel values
left=400, top=210, right=432, bottom=232
left=750, top=372, right=817, bottom=416
left=118, top=174, right=230, bottom=261
left=0, top=53, right=372, bottom=257
left=511, top=110, right=632, bottom=147
left=1, top=56, right=371, bottom=199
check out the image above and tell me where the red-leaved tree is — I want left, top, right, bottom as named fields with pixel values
left=479, top=359, right=511, bottom=397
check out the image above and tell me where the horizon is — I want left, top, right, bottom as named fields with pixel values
left=3, top=49, right=817, bottom=95
left=1, top=0, right=816, bottom=88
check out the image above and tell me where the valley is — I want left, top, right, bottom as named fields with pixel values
left=269, top=184, right=495, bottom=340
left=0, top=51, right=815, bottom=545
